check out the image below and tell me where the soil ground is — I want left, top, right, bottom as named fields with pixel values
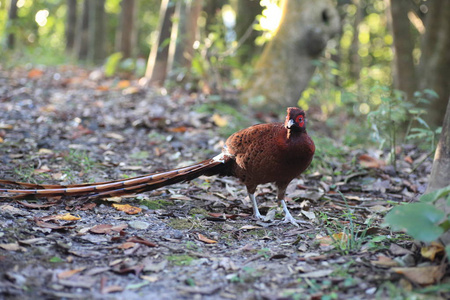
left=0, top=66, right=448, bottom=299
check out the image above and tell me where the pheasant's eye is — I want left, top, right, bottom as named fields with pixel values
left=295, top=115, right=305, bottom=127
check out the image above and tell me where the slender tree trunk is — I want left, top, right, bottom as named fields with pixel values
left=242, top=0, right=340, bottom=110
left=349, top=0, right=363, bottom=80
left=427, top=99, right=450, bottom=195
left=88, top=0, right=106, bottom=64
left=168, top=0, right=187, bottom=73
left=65, top=0, right=77, bottom=53
left=419, top=0, right=450, bottom=126
left=145, top=0, right=176, bottom=86
left=169, top=0, right=203, bottom=73
left=115, top=0, right=137, bottom=59
left=7, top=0, right=18, bottom=49
left=389, top=0, right=417, bottom=100
left=185, top=0, right=203, bottom=66
left=426, top=98, right=450, bottom=244
left=76, top=0, right=90, bottom=60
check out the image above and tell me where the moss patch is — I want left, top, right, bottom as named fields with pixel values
left=140, top=199, right=172, bottom=210
left=168, top=218, right=194, bottom=230
left=167, top=254, right=194, bottom=266
left=189, top=207, right=208, bottom=217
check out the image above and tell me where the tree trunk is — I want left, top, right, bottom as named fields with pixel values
left=185, top=0, right=203, bottom=66
left=242, top=0, right=340, bottom=110
left=348, top=0, right=363, bottom=81
left=88, top=0, right=106, bottom=64
left=235, top=0, right=263, bottom=63
left=7, top=0, right=18, bottom=49
left=76, top=0, right=90, bottom=60
left=419, top=0, right=450, bottom=127
left=426, top=99, right=450, bottom=196
left=145, top=0, right=176, bottom=86
left=389, top=0, right=417, bottom=100
left=65, top=0, right=77, bottom=53
left=426, top=98, right=450, bottom=244
left=169, top=0, right=203, bottom=74
left=115, top=0, right=137, bottom=59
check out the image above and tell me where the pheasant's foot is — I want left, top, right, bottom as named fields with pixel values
left=282, top=212, right=300, bottom=227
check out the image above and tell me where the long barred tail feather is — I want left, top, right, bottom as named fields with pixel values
left=0, top=156, right=228, bottom=199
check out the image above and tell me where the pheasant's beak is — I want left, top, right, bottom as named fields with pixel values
left=286, top=119, right=295, bottom=129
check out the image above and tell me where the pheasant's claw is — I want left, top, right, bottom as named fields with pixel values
left=282, top=213, right=300, bottom=227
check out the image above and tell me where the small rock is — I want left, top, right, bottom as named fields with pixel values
left=129, top=220, right=150, bottom=230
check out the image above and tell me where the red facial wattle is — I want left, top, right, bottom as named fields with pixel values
left=295, top=115, right=305, bottom=127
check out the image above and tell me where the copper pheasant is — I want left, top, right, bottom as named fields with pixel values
left=0, top=107, right=315, bottom=226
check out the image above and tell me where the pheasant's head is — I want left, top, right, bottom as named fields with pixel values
left=285, top=107, right=306, bottom=133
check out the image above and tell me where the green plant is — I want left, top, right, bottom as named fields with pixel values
left=257, top=248, right=271, bottom=259
left=229, top=266, right=260, bottom=284
left=368, top=86, right=409, bottom=170
left=384, top=185, right=450, bottom=255
left=194, top=102, right=253, bottom=137
left=13, top=164, right=37, bottom=184
left=320, top=193, right=376, bottom=254
left=139, top=199, right=171, bottom=210
left=405, top=90, right=441, bottom=151
left=167, top=254, right=194, bottom=266
left=104, top=52, right=123, bottom=77
left=64, top=150, right=95, bottom=173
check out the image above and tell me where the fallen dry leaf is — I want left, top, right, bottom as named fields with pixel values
left=111, top=223, right=128, bottom=232
left=57, top=213, right=81, bottom=221
left=0, top=204, right=27, bottom=216
left=392, top=265, right=445, bottom=285
left=90, top=224, right=113, bottom=234
left=0, top=242, right=21, bottom=251
left=0, top=123, right=13, bottom=130
left=38, top=148, right=54, bottom=155
left=141, top=275, right=159, bottom=282
left=212, top=113, right=228, bottom=127
left=33, top=167, right=51, bottom=174
left=105, top=132, right=125, bottom=141
left=404, top=156, right=413, bottom=164
left=316, top=232, right=349, bottom=247
left=122, top=86, right=141, bottom=95
left=117, top=80, right=130, bottom=89
left=79, top=203, right=97, bottom=211
left=18, top=238, right=47, bottom=245
left=57, top=268, right=86, bottom=280
left=28, top=68, right=44, bottom=78
left=298, top=269, right=334, bottom=278
left=112, top=204, right=142, bottom=215
left=371, top=255, right=400, bottom=268
left=239, top=225, right=262, bottom=230
left=421, top=242, right=445, bottom=261
left=168, top=126, right=188, bottom=133
left=35, top=218, right=75, bottom=230
left=118, top=242, right=136, bottom=250
left=96, top=85, right=109, bottom=91
left=197, top=233, right=218, bottom=244
left=16, top=200, right=59, bottom=209
left=358, top=154, right=386, bottom=169
left=102, top=285, right=124, bottom=294
left=127, top=236, right=157, bottom=247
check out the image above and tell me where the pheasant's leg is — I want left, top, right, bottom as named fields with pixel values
left=276, top=183, right=300, bottom=227
left=249, top=193, right=263, bottom=220
left=281, top=199, right=300, bottom=227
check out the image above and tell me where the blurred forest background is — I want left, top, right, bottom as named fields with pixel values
left=1, top=1, right=450, bottom=294
left=0, top=0, right=449, bottom=146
